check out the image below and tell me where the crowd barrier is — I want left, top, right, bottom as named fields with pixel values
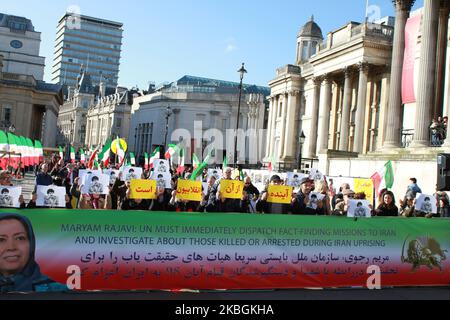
left=1, top=209, right=449, bottom=291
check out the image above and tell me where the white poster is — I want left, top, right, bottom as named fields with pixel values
left=207, top=169, right=222, bottom=182
left=103, top=169, right=120, bottom=185
left=153, top=159, right=170, bottom=174
left=286, top=172, right=307, bottom=189
left=151, top=172, right=172, bottom=189
left=309, top=168, right=324, bottom=181
left=81, top=173, right=110, bottom=195
left=415, top=194, right=437, bottom=214
left=79, top=170, right=102, bottom=185
left=307, top=192, right=326, bottom=210
left=121, top=166, right=143, bottom=182
left=0, top=186, right=22, bottom=208
left=347, top=200, right=372, bottom=218
left=36, top=185, right=66, bottom=208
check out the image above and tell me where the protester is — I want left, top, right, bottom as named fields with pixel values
left=0, top=170, right=26, bottom=208
left=399, top=195, right=416, bottom=218
left=35, top=163, right=53, bottom=188
left=333, top=189, right=355, bottom=216
left=256, top=175, right=291, bottom=214
left=216, top=167, right=242, bottom=213
left=292, top=176, right=324, bottom=215
left=374, top=191, right=398, bottom=217
left=437, top=197, right=450, bottom=218
left=242, top=176, right=260, bottom=213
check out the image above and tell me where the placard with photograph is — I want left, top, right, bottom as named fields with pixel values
left=307, top=192, right=326, bottom=210
left=36, top=185, right=66, bottom=208
left=309, top=168, right=324, bottom=181
left=79, top=170, right=102, bottom=185
left=103, top=169, right=120, bottom=185
left=81, top=173, right=110, bottom=195
left=153, top=159, right=170, bottom=174
left=0, top=186, right=22, bottom=208
left=151, top=172, right=172, bottom=189
left=208, top=169, right=222, bottom=182
left=347, top=200, right=372, bottom=218
left=415, top=194, right=437, bottom=214
left=121, top=166, right=143, bottom=182
left=286, top=172, right=307, bottom=189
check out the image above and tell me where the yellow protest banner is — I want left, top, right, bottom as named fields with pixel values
left=176, top=180, right=203, bottom=202
left=267, top=185, right=293, bottom=204
left=354, top=178, right=374, bottom=205
left=220, top=180, right=244, bottom=199
left=130, top=180, right=157, bottom=200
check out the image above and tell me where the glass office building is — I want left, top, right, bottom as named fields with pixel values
left=52, top=13, right=123, bottom=89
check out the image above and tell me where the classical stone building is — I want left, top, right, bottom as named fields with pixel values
left=85, top=84, right=138, bottom=150
left=129, top=75, right=269, bottom=164
left=266, top=0, right=450, bottom=200
left=0, top=55, right=62, bottom=148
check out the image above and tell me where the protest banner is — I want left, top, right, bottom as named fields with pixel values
left=354, top=178, right=375, bottom=205
left=176, top=180, right=203, bottom=202
left=1, top=209, right=448, bottom=291
left=220, top=180, right=244, bottom=200
left=130, top=180, right=157, bottom=200
left=267, top=185, right=293, bottom=204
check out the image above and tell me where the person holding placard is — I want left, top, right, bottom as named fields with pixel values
left=256, top=175, right=291, bottom=215
left=200, top=176, right=217, bottom=213
left=0, top=171, right=25, bottom=208
left=292, top=177, right=324, bottom=215
left=216, top=168, right=243, bottom=213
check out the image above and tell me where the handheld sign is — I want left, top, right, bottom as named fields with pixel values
left=36, top=185, right=66, bottom=208
left=220, top=180, right=244, bottom=199
left=415, top=194, right=437, bottom=214
left=347, top=200, right=372, bottom=218
left=130, top=180, right=157, bottom=200
left=267, top=185, right=293, bottom=204
left=176, top=180, right=202, bottom=202
left=0, top=186, right=22, bottom=208
left=81, top=173, right=110, bottom=195
left=121, top=166, right=143, bottom=182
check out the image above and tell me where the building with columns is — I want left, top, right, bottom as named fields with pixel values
left=85, top=85, right=139, bottom=150
left=129, top=75, right=269, bottom=164
left=266, top=0, right=450, bottom=201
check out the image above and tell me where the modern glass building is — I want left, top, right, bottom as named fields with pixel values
left=52, top=13, right=123, bottom=89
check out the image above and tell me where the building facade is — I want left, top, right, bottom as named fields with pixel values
left=0, top=13, right=45, bottom=80
left=0, top=54, right=63, bottom=147
left=129, top=76, right=270, bottom=165
left=52, top=13, right=123, bottom=89
left=85, top=85, right=136, bottom=150
left=266, top=0, right=450, bottom=201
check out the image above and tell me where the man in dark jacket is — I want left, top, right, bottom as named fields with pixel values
left=35, top=163, right=53, bottom=187
left=256, top=175, right=291, bottom=214
left=292, top=176, right=325, bottom=215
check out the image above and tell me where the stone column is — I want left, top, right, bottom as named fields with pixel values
left=411, top=0, right=440, bottom=148
left=268, top=96, right=278, bottom=158
left=308, top=78, right=321, bottom=157
left=317, top=76, right=332, bottom=152
left=353, top=63, right=370, bottom=153
left=383, top=0, right=415, bottom=149
left=265, top=97, right=274, bottom=159
left=283, top=90, right=299, bottom=159
left=434, top=0, right=450, bottom=119
left=339, top=68, right=353, bottom=151
left=278, top=93, right=288, bottom=160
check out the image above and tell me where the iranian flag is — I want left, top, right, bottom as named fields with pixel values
left=34, top=140, right=44, bottom=163
left=144, top=153, right=149, bottom=170
left=268, top=155, right=277, bottom=172
left=176, top=148, right=186, bottom=175
left=80, top=148, right=86, bottom=164
left=7, top=133, right=18, bottom=169
left=149, top=147, right=160, bottom=169
left=115, top=137, right=125, bottom=166
left=165, top=144, right=178, bottom=159
left=371, top=160, right=395, bottom=197
left=26, top=138, right=36, bottom=166
left=19, top=136, right=28, bottom=168
left=130, top=152, right=136, bottom=166
left=190, top=151, right=211, bottom=181
left=88, top=148, right=98, bottom=169
left=192, top=153, right=200, bottom=170
left=100, top=139, right=112, bottom=166
left=0, top=130, right=8, bottom=169
left=58, top=146, right=64, bottom=164
left=70, top=146, right=76, bottom=164
left=223, top=155, right=229, bottom=169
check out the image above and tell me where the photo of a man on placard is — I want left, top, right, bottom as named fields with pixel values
left=0, top=188, right=13, bottom=207
left=126, top=168, right=138, bottom=181
left=88, top=176, right=104, bottom=195
left=43, top=189, right=59, bottom=207
left=354, top=201, right=367, bottom=217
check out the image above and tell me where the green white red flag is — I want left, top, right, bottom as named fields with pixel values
left=149, top=147, right=160, bottom=168
left=70, top=147, right=76, bottom=164
left=371, top=160, right=395, bottom=197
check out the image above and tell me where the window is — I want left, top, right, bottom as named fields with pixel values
left=116, top=118, right=122, bottom=128
left=2, top=106, right=12, bottom=123
left=311, top=41, right=318, bottom=55
left=302, top=41, right=309, bottom=60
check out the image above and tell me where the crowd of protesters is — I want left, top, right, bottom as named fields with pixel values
left=0, top=153, right=449, bottom=218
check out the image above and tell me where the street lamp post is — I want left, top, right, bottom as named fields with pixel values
left=164, top=106, right=172, bottom=154
left=298, top=131, right=306, bottom=172
left=234, top=63, right=247, bottom=168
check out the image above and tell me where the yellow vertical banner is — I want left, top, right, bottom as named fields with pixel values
left=354, top=178, right=374, bottom=205
left=176, top=180, right=203, bottom=202
left=130, top=180, right=157, bottom=199
left=220, top=180, right=244, bottom=199
left=267, top=185, right=293, bottom=204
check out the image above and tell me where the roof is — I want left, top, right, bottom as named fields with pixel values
left=59, top=12, right=123, bottom=28
left=298, top=16, right=323, bottom=39
left=173, top=75, right=270, bottom=96
left=0, top=13, right=35, bottom=32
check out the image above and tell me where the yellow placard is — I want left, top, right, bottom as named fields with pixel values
left=354, top=178, right=374, bottom=205
left=220, top=180, right=244, bottom=199
left=267, top=185, right=293, bottom=204
left=130, top=180, right=157, bottom=200
left=111, top=138, right=128, bottom=154
left=176, top=180, right=203, bottom=202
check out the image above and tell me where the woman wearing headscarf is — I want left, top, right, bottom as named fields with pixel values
left=0, top=213, right=68, bottom=292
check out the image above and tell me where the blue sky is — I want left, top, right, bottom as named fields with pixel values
left=2, top=0, right=423, bottom=88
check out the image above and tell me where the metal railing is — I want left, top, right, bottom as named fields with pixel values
left=401, top=128, right=446, bottom=148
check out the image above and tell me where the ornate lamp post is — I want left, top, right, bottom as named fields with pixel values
left=298, top=131, right=306, bottom=172
left=234, top=63, right=247, bottom=168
